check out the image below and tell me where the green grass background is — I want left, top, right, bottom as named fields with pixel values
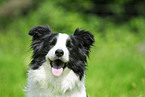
left=0, top=1, right=145, bottom=97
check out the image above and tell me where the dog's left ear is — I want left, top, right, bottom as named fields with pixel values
left=74, top=28, right=95, bottom=55
left=28, top=25, right=52, bottom=39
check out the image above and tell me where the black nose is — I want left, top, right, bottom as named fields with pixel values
left=55, top=49, right=64, bottom=57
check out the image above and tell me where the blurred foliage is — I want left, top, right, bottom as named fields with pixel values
left=0, top=0, right=45, bottom=29
left=0, top=0, right=145, bottom=97
left=54, top=0, right=145, bottom=23
left=0, top=0, right=145, bottom=29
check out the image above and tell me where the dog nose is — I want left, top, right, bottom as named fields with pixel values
left=55, top=49, right=64, bottom=57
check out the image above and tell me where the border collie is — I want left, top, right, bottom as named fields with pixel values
left=25, top=25, right=94, bottom=97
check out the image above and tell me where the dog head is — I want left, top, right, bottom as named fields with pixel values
left=29, top=25, right=94, bottom=79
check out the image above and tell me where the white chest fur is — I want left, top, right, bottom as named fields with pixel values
left=25, top=62, right=87, bottom=97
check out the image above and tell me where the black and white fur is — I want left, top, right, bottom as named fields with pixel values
left=25, top=25, right=94, bottom=97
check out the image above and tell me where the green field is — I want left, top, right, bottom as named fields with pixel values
left=0, top=1, right=145, bottom=97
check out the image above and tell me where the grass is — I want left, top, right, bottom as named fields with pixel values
left=86, top=37, right=145, bottom=97
left=0, top=1, right=145, bottom=97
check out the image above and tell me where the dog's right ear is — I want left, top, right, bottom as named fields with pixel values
left=28, top=25, right=52, bottom=39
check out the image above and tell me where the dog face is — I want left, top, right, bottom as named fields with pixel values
left=29, top=25, right=94, bottom=79
left=46, top=33, right=69, bottom=63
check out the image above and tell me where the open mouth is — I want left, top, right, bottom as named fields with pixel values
left=49, top=59, right=66, bottom=77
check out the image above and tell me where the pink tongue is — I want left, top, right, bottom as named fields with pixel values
left=51, top=67, right=63, bottom=77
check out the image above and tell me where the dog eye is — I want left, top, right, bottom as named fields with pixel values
left=49, top=39, right=56, bottom=46
left=66, top=40, right=72, bottom=49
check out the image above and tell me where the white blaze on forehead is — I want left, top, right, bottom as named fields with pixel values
left=56, top=33, right=69, bottom=48
left=46, top=33, right=70, bottom=62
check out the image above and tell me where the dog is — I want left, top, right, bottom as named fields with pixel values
left=25, top=25, right=94, bottom=97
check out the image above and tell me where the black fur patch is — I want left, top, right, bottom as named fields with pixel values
left=29, top=25, right=58, bottom=69
left=67, top=29, right=94, bottom=79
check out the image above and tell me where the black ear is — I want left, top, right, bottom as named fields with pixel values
left=74, top=28, right=95, bottom=55
left=28, top=25, right=52, bottom=39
